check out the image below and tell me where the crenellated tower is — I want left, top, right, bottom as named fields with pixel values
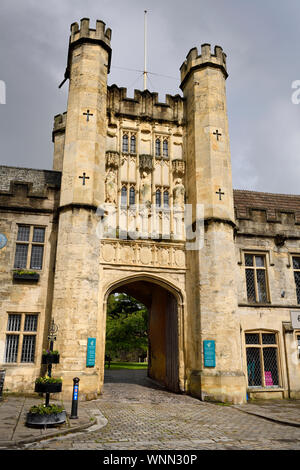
left=181, top=44, right=246, bottom=403
left=51, top=18, right=112, bottom=398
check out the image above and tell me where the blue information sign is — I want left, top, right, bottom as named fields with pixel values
left=203, top=340, right=216, bottom=367
left=86, top=337, right=96, bottom=367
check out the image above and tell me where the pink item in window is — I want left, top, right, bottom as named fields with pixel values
left=265, top=371, right=273, bottom=386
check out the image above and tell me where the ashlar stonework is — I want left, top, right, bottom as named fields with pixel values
left=1, top=18, right=300, bottom=404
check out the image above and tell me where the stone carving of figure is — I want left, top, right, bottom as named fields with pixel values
left=105, top=168, right=117, bottom=204
left=173, top=178, right=185, bottom=207
left=140, top=171, right=152, bottom=208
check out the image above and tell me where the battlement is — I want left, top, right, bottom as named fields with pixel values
left=70, top=18, right=112, bottom=48
left=52, top=112, right=67, bottom=141
left=107, top=84, right=184, bottom=123
left=234, top=189, right=300, bottom=226
left=180, top=44, right=227, bottom=89
left=0, top=166, right=61, bottom=213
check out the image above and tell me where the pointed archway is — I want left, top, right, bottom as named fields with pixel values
left=105, top=276, right=181, bottom=392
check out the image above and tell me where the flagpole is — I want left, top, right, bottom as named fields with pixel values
left=143, top=10, right=147, bottom=90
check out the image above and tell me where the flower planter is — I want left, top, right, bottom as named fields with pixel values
left=13, top=272, right=40, bottom=282
left=41, top=354, right=60, bottom=364
left=34, top=382, right=62, bottom=393
left=26, top=410, right=66, bottom=428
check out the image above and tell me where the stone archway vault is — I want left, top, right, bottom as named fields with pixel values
left=103, top=274, right=185, bottom=393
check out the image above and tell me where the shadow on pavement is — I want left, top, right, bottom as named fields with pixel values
left=104, top=368, right=165, bottom=391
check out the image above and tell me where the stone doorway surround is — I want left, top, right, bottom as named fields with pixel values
left=101, top=271, right=186, bottom=394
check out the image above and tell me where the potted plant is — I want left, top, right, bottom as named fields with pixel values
left=34, top=376, right=62, bottom=394
left=26, top=403, right=66, bottom=427
left=41, top=349, right=60, bottom=364
left=13, top=269, right=40, bottom=281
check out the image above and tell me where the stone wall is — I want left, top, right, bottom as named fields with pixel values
left=0, top=166, right=60, bottom=392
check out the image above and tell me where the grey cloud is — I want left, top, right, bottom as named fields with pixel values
left=0, top=0, right=299, bottom=194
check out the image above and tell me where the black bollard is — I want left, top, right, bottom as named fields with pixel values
left=69, top=377, right=80, bottom=419
left=0, top=370, right=6, bottom=402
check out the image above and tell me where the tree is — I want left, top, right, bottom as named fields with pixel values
left=105, top=294, right=148, bottom=360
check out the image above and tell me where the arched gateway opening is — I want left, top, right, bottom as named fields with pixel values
left=105, top=277, right=180, bottom=393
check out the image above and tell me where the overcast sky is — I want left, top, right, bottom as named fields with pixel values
left=0, top=0, right=300, bottom=194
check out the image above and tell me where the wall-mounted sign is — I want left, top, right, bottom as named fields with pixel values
left=203, top=340, right=216, bottom=367
left=0, top=233, right=7, bottom=249
left=291, top=311, right=300, bottom=329
left=86, top=337, right=96, bottom=367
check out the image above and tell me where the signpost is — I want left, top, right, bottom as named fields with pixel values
left=86, top=337, right=96, bottom=367
left=203, top=340, right=216, bottom=367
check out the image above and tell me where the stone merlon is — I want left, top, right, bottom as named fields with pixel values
left=107, top=85, right=183, bottom=123
left=180, top=44, right=228, bottom=89
left=70, top=18, right=112, bottom=46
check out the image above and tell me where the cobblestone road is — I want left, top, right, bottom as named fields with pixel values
left=26, top=370, right=300, bottom=450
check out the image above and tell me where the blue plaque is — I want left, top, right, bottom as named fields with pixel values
left=0, top=233, right=7, bottom=249
left=86, top=337, right=96, bottom=367
left=203, top=340, right=216, bottom=367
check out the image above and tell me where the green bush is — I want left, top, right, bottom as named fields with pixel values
left=13, top=269, right=38, bottom=275
left=42, top=349, right=59, bottom=356
left=35, top=376, right=62, bottom=384
left=29, top=404, right=64, bottom=415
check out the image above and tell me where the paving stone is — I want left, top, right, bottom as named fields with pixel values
left=20, top=370, right=300, bottom=450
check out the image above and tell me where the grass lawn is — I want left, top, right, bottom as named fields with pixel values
left=105, top=361, right=148, bottom=370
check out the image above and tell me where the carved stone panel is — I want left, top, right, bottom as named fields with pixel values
left=172, top=160, right=185, bottom=177
left=139, top=154, right=153, bottom=172
left=100, top=240, right=186, bottom=270
left=106, top=151, right=120, bottom=169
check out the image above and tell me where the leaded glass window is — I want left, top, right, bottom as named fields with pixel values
left=244, top=254, right=269, bottom=303
left=156, top=189, right=161, bottom=207
left=155, top=138, right=161, bottom=157
left=163, top=139, right=168, bottom=157
left=14, top=244, right=28, bottom=269
left=121, top=187, right=127, bottom=206
left=130, top=135, right=136, bottom=154
left=4, top=314, right=38, bottom=363
left=129, top=187, right=135, bottom=206
left=246, top=331, right=280, bottom=388
left=14, top=226, right=45, bottom=270
left=163, top=190, right=169, bottom=208
left=122, top=134, right=128, bottom=153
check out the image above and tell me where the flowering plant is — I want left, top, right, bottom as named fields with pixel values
left=42, top=349, right=59, bottom=356
left=29, top=404, right=64, bottom=415
left=35, top=376, right=62, bottom=385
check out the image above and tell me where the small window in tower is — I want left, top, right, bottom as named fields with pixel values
left=121, top=186, right=127, bottom=206
left=155, top=189, right=161, bottom=207
left=163, top=139, right=168, bottom=157
left=130, top=135, right=136, bottom=154
left=129, top=187, right=135, bottom=206
left=155, top=138, right=161, bottom=157
left=122, top=134, right=129, bottom=153
left=163, top=190, right=169, bottom=208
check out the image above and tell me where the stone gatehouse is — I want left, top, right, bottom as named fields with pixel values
left=1, top=18, right=300, bottom=404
